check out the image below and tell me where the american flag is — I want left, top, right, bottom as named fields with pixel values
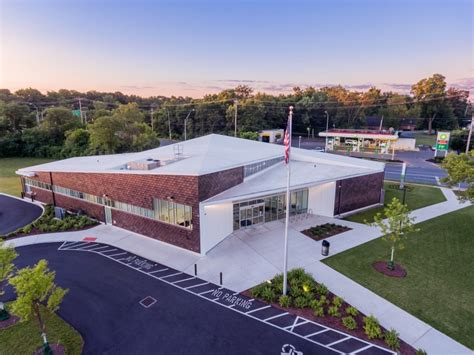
left=284, top=116, right=291, bottom=164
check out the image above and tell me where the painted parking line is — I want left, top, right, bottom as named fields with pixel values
left=148, top=268, right=169, bottom=274
left=58, top=243, right=395, bottom=355
left=85, top=245, right=110, bottom=252
left=99, top=248, right=118, bottom=254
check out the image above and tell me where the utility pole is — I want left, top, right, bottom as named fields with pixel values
left=184, top=108, right=194, bottom=141
left=234, top=100, right=238, bottom=137
left=466, top=113, right=474, bottom=154
left=167, top=109, right=172, bottom=140
left=324, top=111, right=329, bottom=151
left=150, top=107, right=154, bottom=132
left=78, top=98, right=84, bottom=124
left=379, top=115, right=384, bottom=131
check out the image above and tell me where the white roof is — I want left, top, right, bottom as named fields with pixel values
left=319, top=131, right=398, bottom=140
left=17, top=134, right=384, bottom=177
left=203, top=160, right=379, bottom=204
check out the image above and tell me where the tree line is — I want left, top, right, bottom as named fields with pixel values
left=0, top=73, right=471, bottom=158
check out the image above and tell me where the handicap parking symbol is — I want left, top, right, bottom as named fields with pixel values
left=281, top=344, right=303, bottom=355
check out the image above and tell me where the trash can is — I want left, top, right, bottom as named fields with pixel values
left=321, top=240, right=330, bottom=256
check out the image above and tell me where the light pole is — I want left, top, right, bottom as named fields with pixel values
left=184, top=108, right=194, bottom=141
left=324, top=111, right=329, bottom=151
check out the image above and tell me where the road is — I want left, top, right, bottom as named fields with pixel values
left=1, top=243, right=393, bottom=355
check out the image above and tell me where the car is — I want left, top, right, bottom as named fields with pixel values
left=313, top=147, right=325, bottom=152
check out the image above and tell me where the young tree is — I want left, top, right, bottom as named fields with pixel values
left=9, top=260, right=68, bottom=354
left=442, top=151, right=474, bottom=202
left=0, top=240, right=18, bottom=320
left=369, top=198, right=419, bottom=270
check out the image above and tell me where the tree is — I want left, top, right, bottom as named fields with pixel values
left=42, top=107, right=82, bottom=143
left=411, top=74, right=452, bottom=134
left=442, top=151, right=474, bottom=202
left=239, top=131, right=259, bottom=140
left=62, top=128, right=90, bottom=157
left=369, top=198, right=418, bottom=270
left=0, top=102, right=34, bottom=133
left=88, top=115, right=124, bottom=154
left=0, top=240, right=18, bottom=320
left=9, top=260, right=68, bottom=354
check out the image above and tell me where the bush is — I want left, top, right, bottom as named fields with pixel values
left=294, top=296, right=309, bottom=308
left=342, top=316, right=357, bottom=330
left=332, top=296, right=343, bottom=308
left=261, top=286, right=277, bottom=303
left=345, top=306, right=359, bottom=317
left=316, top=283, right=329, bottom=296
left=384, top=329, right=400, bottom=350
left=328, top=305, right=341, bottom=317
left=22, top=224, right=32, bottom=234
left=313, top=306, right=324, bottom=317
left=279, top=295, right=291, bottom=308
left=363, top=316, right=382, bottom=339
left=416, top=349, right=427, bottom=355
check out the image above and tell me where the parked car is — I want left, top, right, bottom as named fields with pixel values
left=314, top=147, right=325, bottom=152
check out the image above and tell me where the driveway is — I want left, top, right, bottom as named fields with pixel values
left=1, top=242, right=393, bottom=355
left=0, top=194, right=42, bottom=235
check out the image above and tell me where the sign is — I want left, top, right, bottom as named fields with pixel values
left=281, top=344, right=303, bottom=355
left=210, top=289, right=253, bottom=309
left=435, top=132, right=450, bottom=151
left=72, top=109, right=81, bottom=117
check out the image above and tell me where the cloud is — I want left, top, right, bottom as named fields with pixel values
left=214, top=79, right=271, bottom=84
left=345, top=83, right=375, bottom=90
left=120, top=85, right=157, bottom=90
left=450, top=77, right=474, bottom=90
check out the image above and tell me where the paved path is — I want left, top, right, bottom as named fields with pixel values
left=0, top=193, right=43, bottom=235
left=4, top=188, right=472, bottom=354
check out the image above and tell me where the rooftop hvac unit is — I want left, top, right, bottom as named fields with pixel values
left=54, top=207, right=67, bottom=220
left=173, top=144, right=184, bottom=159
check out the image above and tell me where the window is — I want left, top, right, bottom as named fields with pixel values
left=153, top=198, right=192, bottom=229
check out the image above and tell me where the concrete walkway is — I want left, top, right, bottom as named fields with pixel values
left=4, top=187, right=472, bottom=354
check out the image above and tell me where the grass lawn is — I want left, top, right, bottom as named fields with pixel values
left=0, top=304, right=83, bottom=354
left=0, top=157, right=55, bottom=197
left=345, top=182, right=446, bottom=223
left=413, top=133, right=436, bottom=146
left=324, top=205, right=474, bottom=349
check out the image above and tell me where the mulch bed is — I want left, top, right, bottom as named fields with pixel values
left=0, top=315, right=20, bottom=330
left=5, top=224, right=98, bottom=240
left=241, top=289, right=416, bottom=355
left=34, top=344, right=65, bottom=355
left=301, top=223, right=351, bottom=241
left=373, top=261, right=407, bottom=278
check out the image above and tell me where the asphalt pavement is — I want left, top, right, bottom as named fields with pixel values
left=1, top=242, right=394, bottom=355
left=0, top=194, right=43, bottom=235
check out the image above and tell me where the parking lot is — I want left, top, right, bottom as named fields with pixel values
left=0, top=194, right=42, bottom=235
left=1, top=241, right=394, bottom=354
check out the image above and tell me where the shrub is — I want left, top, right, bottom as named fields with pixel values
left=384, top=329, right=400, bottom=350
left=345, top=306, right=359, bottom=317
left=294, top=296, right=309, bottom=308
left=251, top=283, right=268, bottom=299
left=332, top=296, right=343, bottom=308
left=328, top=305, right=341, bottom=317
left=416, top=349, right=427, bottom=355
left=316, top=283, right=329, bottom=296
left=261, top=286, right=277, bottom=303
left=363, top=316, right=382, bottom=339
left=279, top=295, right=291, bottom=308
left=313, top=306, right=324, bottom=317
left=22, top=224, right=32, bottom=234
left=342, top=316, right=357, bottom=330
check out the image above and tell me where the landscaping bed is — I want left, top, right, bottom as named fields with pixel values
left=3, top=205, right=99, bottom=239
left=245, top=268, right=416, bottom=354
left=301, top=223, right=351, bottom=241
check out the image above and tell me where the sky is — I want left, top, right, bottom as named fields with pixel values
left=0, top=0, right=472, bottom=98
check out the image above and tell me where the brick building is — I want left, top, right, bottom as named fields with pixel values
left=17, top=134, right=385, bottom=255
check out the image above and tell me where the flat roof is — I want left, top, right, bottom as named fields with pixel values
left=17, top=134, right=384, bottom=176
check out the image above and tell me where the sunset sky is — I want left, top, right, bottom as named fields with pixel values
left=1, top=0, right=472, bottom=98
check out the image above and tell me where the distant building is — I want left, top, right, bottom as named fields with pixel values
left=364, top=116, right=418, bottom=131
left=17, top=134, right=385, bottom=255
left=259, top=129, right=284, bottom=143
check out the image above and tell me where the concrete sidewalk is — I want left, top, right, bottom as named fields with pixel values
left=4, top=187, right=472, bottom=354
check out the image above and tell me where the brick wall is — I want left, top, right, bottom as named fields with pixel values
left=22, top=167, right=243, bottom=253
left=198, top=167, right=244, bottom=201
left=334, top=172, right=384, bottom=215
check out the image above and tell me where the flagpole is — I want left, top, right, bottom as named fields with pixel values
left=283, top=106, right=293, bottom=296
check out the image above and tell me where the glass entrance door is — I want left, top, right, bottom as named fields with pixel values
left=239, top=203, right=264, bottom=228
